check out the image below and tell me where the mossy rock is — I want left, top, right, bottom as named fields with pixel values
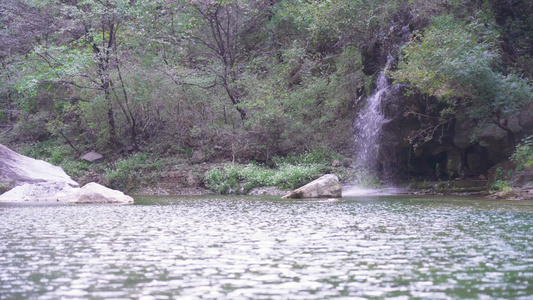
left=0, top=181, right=15, bottom=195
left=410, top=180, right=487, bottom=195
left=435, top=181, right=487, bottom=194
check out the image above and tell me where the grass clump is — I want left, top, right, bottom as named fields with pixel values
left=270, top=163, right=327, bottom=189
left=105, top=153, right=165, bottom=192
left=0, top=182, right=12, bottom=194
left=205, top=151, right=337, bottom=194
left=490, top=179, right=512, bottom=193
left=511, top=136, right=533, bottom=171
left=205, top=163, right=328, bottom=194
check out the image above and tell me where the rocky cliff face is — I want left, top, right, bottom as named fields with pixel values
left=356, top=17, right=533, bottom=181
left=374, top=91, right=533, bottom=180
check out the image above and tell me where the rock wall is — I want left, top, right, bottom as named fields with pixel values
left=375, top=93, right=533, bottom=180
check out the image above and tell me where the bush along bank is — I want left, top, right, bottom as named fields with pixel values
left=205, top=151, right=353, bottom=195
left=5, top=141, right=363, bottom=196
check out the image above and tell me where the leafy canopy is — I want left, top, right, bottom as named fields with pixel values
left=393, top=13, right=533, bottom=141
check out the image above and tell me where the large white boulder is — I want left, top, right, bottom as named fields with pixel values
left=282, top=174, right=342, bottom=199
left=0, top=143, right=79, bottom=202
left=0, top=144, right=78, bottom=187
left=0, top=144, right=133, bottom=203
left=68, top=182, right=134, bottom=203
left=0, top=182, right=79, bottom=202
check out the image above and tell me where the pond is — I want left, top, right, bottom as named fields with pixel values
left=1, top=195, right=532, bottom=299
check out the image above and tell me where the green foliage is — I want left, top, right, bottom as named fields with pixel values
left=0, top=182, right=11, bottom=194
left=274, top=0, right=401, bottom=50
left=105, top=153, right=162, bottom=192
left=3, top=0, right=533, bottom=189
left=490, top=180, right=512, bottom=192
left=272, top=149, right=340, bottom=167
left=205, top=152, right=334, bottom=194
left=393, top=13, right=533, bottom=144
left=14, top=141, right=91, bottom=179
left=205, top=164, right=273, bottom=195
left=16, top=46, right=92, bottom=98
left=60, top=160, right=91, bottom=180
left=272, top=163, right=329, bottom=189
left=18, top=140, right=64, bottom=161
left=511, top=136, right=533, bottom=171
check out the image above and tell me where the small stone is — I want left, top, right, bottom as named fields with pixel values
left=82, top=151, right=104, bottom=162
left=190, top=150, right=203, bottom=164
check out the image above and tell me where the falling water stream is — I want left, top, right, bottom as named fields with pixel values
left=354, top=55, right=395, bottom=172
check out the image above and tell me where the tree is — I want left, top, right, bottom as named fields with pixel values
left=0, top=0, right=57, bottom=130
left=141, top=0, right=273, bottom=121
left=11, top=0, right=142, bottom=148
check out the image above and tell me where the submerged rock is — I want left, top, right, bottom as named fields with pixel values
left=282, top=174, right=342, bottom=199
left=68, top=182, right=134, bottom=203
left=248, top=186, right=289, bottom=196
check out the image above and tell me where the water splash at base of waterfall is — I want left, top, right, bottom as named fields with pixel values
left=342, top=186, right=409, bottom=197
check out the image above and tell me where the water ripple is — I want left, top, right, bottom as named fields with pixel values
left=0, top=196, right=532, bottom=299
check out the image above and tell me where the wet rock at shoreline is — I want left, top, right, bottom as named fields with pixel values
left=283, top=174, right=342, bottom=199
left=0, top=144, right=133, bottom=203
left=68, top=182, right=134, bottom=203
left=490, top=187, right=533, bottom=201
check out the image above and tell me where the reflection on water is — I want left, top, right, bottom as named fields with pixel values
left=1, top=196, right=532, bottom=299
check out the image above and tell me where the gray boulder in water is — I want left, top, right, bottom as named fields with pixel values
left=282, top=174, right=342, bottom=199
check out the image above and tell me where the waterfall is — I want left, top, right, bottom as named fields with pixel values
left=354, top=55, right=394, bottom=173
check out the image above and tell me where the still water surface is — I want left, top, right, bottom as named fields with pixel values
left=1, top=195, right=532, bottom=299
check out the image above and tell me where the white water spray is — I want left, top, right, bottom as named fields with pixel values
left=346, top=56, right=397, bottom=196
left=354, top=55, right=394, bottom=171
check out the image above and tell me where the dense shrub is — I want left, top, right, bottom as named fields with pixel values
left=511, top=136, right=533, bottom=171
left=393, top=13, right=533, bottom=145
left=105, top=153, right=164, bottom=192
left=204, top=155, right=333, bottom=194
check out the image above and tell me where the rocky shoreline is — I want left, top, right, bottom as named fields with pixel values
left=0, top=144, right=133, bottom=203
left=3, top=142, right=533, bottom=201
